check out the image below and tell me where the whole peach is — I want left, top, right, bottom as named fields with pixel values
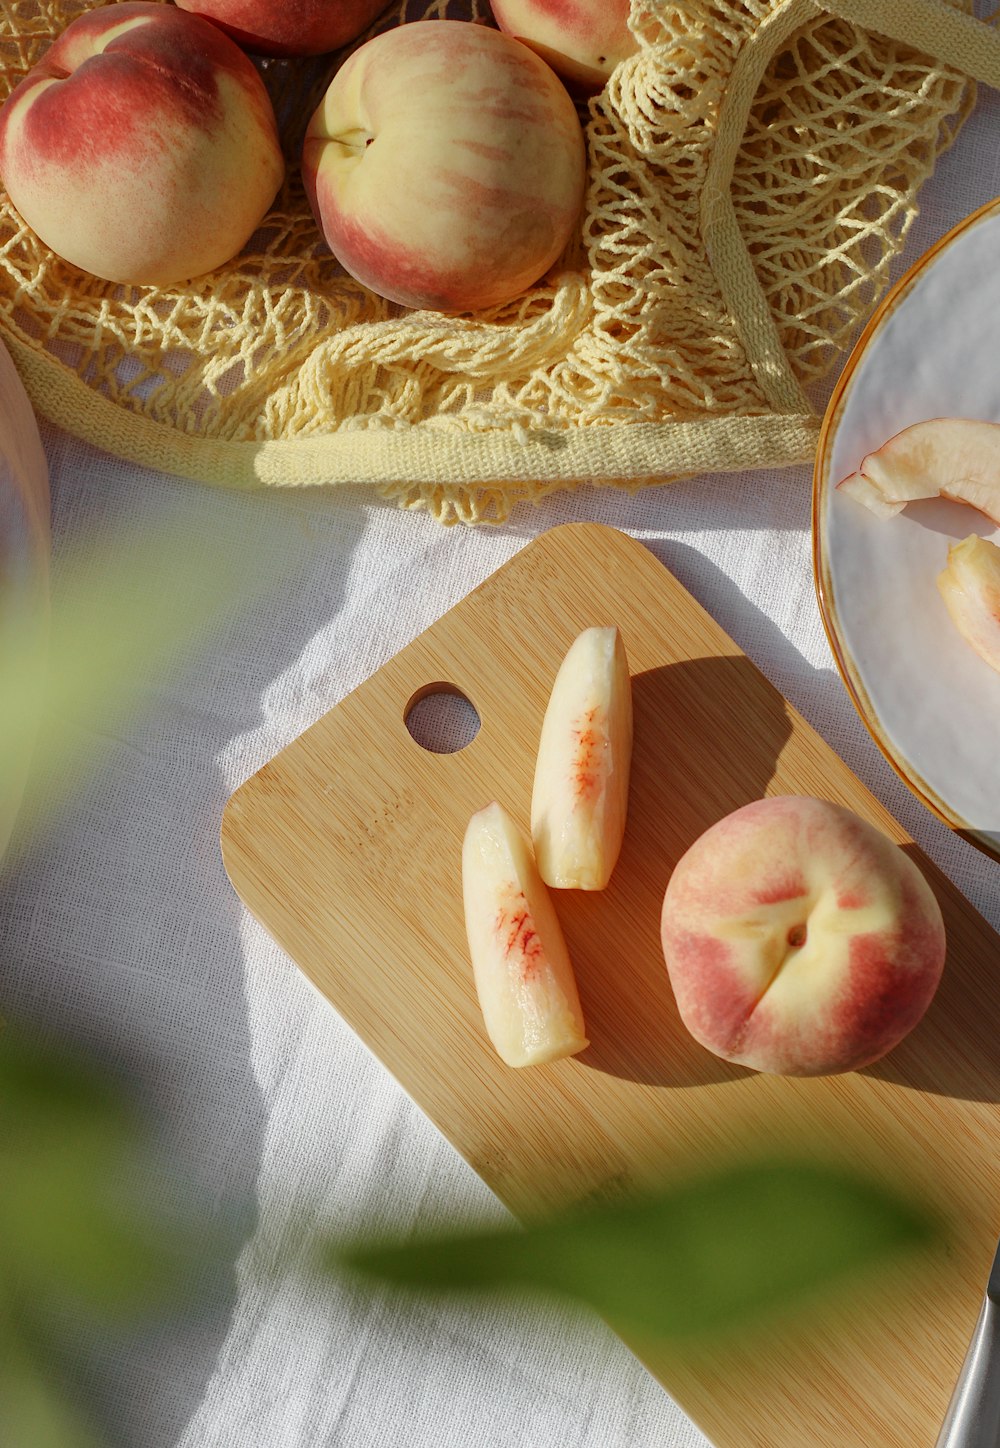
left=175, top=0, right=387, bottom=58
left=302, top=20, right=587, bottom=313
left=489, top=0, right=638, bottom=93
left=660, top=796, right=946, bottom=1077
left=0, top=3, right=284, bottom=287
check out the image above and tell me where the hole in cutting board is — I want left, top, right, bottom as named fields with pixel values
left=404, top=684, right=480, bottom=754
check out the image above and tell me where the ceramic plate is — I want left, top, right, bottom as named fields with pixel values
left=814, top=197, right=1000, bottom=863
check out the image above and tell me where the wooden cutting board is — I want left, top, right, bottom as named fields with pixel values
left=222, top=522, right=1000, bottom=1448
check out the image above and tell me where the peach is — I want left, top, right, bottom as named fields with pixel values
left=302, top=20, right=587, bottom=312
left=937, top=534, right=1000, bottom=676
left=463, top=802, right=588, bottom=1067
left=837, top=418, right=1000, bottom=524
left=531, top=626, right=633, bottom=890
left=0, top=3, right=284, bottom=286
left=490, top=0, right=638, bottom=93
left=175, top=0, right=387, bottom=57
left=660, top=796, right=946, bottom=1077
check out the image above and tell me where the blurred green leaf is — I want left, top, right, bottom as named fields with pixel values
left=0, top=1029, right=211, bottom=1321
left=0, top=516, right=942, bottom=1435
left=0, top=515, right=291, bottom=834
left=0, top=516, right=296, bottom=1445
left=0, top=1023, right=124, bottom=1126
left=333, top=1161, right=936, bottom=1340
left=0, top=1311, right=102, bottom=1448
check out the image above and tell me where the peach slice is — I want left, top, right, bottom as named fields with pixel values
left=531, top=627, right=633, bottom=891
left=937, top=534, right=1000, bottom=676
left=837, top=418, right=1000, bottom=523
left=462, top=802, right=588, bottom=1068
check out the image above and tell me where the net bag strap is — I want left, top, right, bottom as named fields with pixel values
left=701, top=0, right=1000, bottom=429
left=701, top=0, right=819, bottom=419
left=821, top=0, right=1000, bottom=89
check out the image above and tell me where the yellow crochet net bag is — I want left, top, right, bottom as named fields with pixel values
left=0, top=0, right=997, bottom=523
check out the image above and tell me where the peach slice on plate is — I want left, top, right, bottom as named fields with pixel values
left=531, top=626, right=633, bottom=892
left=937, top=534, right=1000, bottom=676
left=462, top=802, right=588, bottom=1068
left=660, top=796, right=946, bottom=1077
left=837, top=418, right=1000, bottom=523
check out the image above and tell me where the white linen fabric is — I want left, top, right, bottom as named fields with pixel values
left=2, top=76, right=1000, bottom=1448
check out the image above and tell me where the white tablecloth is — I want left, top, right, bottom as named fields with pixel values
left=2, top=66, right=1000, bottom=1448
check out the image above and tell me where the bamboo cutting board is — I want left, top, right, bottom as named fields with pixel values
left=222, top=523, right=1000, bottom=1448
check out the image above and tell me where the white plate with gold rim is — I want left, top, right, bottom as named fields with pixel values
left=814, top=196, right=1000, bottom=864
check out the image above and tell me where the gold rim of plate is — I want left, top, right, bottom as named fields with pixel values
left=812, top=193, right=1000, bottom=866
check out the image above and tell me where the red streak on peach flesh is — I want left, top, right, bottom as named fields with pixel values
left=571, top=707, right=602, bottom=801
left=496, top=895, right=545, bottom=982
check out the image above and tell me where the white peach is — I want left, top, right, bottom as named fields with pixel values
left=837, top=418, right=1000, bottom=524
left=531, top=626, right=632, bottom=890
left=463, top=802, right=588, bottom=1067
left=490, top=0, right=638, bottom=92
left=937, top=533, right=1000, bottom=676
left=0, top=3, right=284, bottom=286
left=660, top=796, right=946, bottom=1077
left=175, top=0, right=387, bottom=57
left=302, top=20, right=587, bottom=312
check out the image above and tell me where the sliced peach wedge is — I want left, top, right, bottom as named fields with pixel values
left=837, top=418, right=1000, bottom=523
left=462, top=802, right=588, bottom=1068
left=937, top=534, right=1000, bottom=676
left=531, top=626, right=633, bottom=891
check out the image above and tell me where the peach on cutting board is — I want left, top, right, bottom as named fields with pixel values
left=463, top=802, right=588, bottom=1068
left=489, top=0, right=638, bottom=92
left=302, top=20, right=587, bottom=313
left=175, top=0, right=387, bottom=57
left=0, top=3, right=284, bottom=286
left=660, top=796, right=946, bottom=1077
left=837, top=418, right=1000, bottom=524
left=531, top=626, right=633, bottom=891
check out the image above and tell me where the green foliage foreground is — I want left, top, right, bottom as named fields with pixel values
left=0, top=520, right=942, bottom=1444
left=336, top=1159, right=935, bottom=1341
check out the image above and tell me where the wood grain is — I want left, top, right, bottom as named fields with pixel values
left=222, top=522, right=1000, bottom=1448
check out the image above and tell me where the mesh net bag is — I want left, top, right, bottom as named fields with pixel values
left=0, top=0, right=998, bottom=524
